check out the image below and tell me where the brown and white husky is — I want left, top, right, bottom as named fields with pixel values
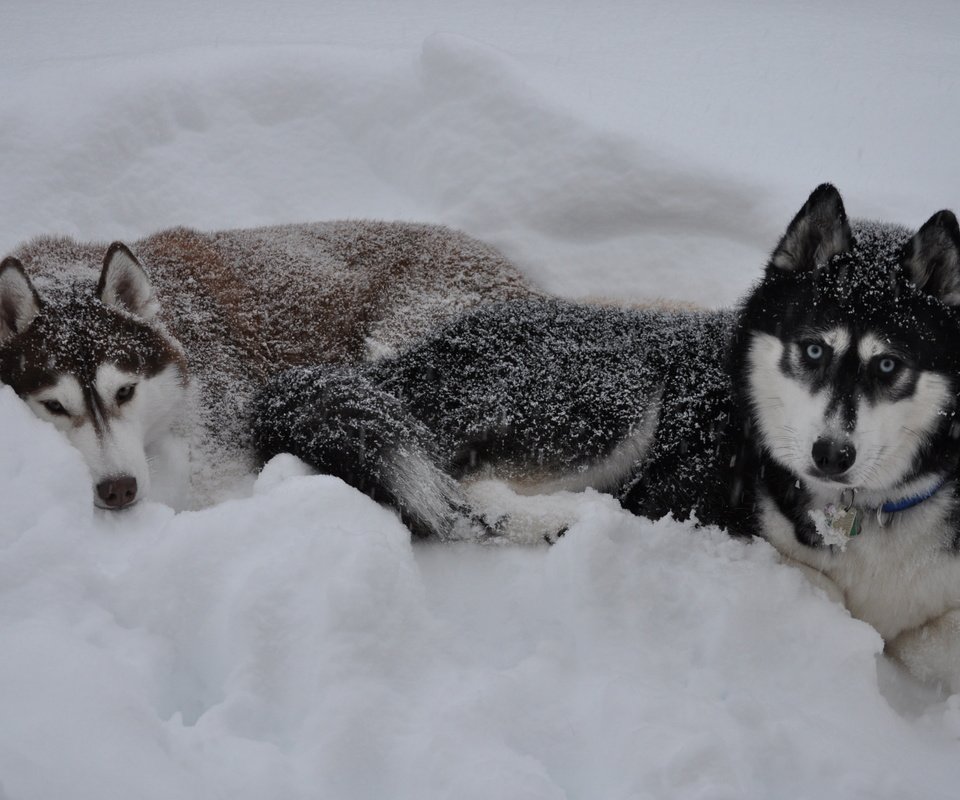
left=0, top=222, right=534, bottom=509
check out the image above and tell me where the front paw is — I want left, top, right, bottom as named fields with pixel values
left=887, top=610, right=960, bottom=694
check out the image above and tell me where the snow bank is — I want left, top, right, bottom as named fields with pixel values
left=0, top=32, right=772, bottom=308
left=2, top=387, right=959, bottom=798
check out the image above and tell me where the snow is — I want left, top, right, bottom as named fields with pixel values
left=3, top=2, right=960, bottom=796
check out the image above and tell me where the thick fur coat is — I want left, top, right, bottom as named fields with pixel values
left=1, top=222, right=534, bottom=505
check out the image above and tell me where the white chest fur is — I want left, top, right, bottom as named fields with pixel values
left=760, top=492, right=960, bottom=640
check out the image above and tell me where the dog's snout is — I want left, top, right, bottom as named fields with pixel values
left=96, top=476, right=138, bottom=509
left=811, top=438, right=856, bottom=477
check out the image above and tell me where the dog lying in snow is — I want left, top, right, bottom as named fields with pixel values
left=0, top=222, right=534, bottom=508
left=252, top=185, right=960, bottom=692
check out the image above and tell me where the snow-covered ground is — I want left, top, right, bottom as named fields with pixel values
left=3, top=2, right=960, bottom=797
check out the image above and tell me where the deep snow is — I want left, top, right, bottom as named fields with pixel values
left=3, top=388, right=960, bottom=799
left=3, top=2, right=960, bottom=797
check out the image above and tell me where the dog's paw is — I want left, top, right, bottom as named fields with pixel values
left=471, top=509, right=507, bottom=540
left=888, top=609, right=960, bottom=694
left=543, top=525, right=569, bottom=545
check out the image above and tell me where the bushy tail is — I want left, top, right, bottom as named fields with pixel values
left=251, top=365, right=463, bottom=538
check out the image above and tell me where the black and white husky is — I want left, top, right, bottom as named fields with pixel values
left=0, top=223, right=533, bottom=508
left=252, top=185, right=960, bottom=690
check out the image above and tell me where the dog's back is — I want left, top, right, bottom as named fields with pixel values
left=16, top=220, right=533, bottom=367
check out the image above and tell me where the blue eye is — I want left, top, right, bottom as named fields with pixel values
left=878, top=357, right=898, bottom=375
left=805, top=343, right=824, bottom=360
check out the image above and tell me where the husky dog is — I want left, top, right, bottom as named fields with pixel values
left=252, top=185, right=960, bottom=690
left=0, top=222, right=533, bottom=508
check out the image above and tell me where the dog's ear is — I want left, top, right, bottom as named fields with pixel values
left=901, top=210, right=960, bottom=305
left=97, top=242, right=160, bottom=319
left=769, top=184, right=853, bottom=273
left=0, top=257, right=42, bottom=343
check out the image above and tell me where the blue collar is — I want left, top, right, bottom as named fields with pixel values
left=879, top=478, right=948, bottom=515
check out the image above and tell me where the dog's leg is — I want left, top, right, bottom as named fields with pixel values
left=458, top=479, right=584, bottom=545
left=887, top=609, right=960, bottom=694
left=779, top=557, right=846, bottom=605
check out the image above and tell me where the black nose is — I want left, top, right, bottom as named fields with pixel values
left=811, top=438, right=856, bottom=476
left=96, top=476, right=138, bottom=509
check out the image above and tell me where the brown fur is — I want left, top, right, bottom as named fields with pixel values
left=8, top=221, right=537, bottom=499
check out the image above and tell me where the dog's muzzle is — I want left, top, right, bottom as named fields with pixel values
left=811, top=437, right=857, bottom=477
left=96, top=475, right=138, bottom=510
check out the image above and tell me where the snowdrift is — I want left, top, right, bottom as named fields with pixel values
left=3, top=388, right=959, bottom=799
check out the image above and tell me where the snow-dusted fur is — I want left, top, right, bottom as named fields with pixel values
left=0, top=246, right=189, bottom=510
left=253, top=185, right=960, bottom=691
left=253, top=303, right=739, bottom=539
left=0, top=222, right=534, bottom=506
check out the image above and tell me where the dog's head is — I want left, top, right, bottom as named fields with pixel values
left=738, top=184, right=960, bottom=498
left=0, top=243, right=187, bottom=509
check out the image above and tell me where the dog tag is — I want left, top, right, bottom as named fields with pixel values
left=810, top=503, right=862, bottom=550
left=829, top=507, right=861, bottom=539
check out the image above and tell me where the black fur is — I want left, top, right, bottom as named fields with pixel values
left=253, top=299, right=751, bottom=538
left=252, top=185, right=960, bottom=546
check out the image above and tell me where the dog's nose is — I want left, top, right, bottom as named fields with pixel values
left=96, top=476, right=138, bottom=509
left=811, top=438, right=856, bottom=476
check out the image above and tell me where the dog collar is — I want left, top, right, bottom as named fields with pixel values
left=815, top=479, right=947, bottom=549
left=840, top=478, right=948, bottom=529
left=878, top=479, right=947, bottom=515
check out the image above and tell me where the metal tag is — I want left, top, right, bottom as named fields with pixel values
left=810, top=494, right=862, bottom=551
left=829, top=506, right=861, bottom=539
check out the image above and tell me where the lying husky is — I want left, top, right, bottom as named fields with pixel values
left=253, top=185, right=960, bottom=690
left=0, top=222, right=533, bottom=508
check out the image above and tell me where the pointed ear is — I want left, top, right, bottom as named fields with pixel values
left=0, top=257, right=42, bottom=343
left=901, top=210, right=960, bottom=305
left=97, top=242, right=160, bottom=319
left=769, top=183, right=854, bottom=273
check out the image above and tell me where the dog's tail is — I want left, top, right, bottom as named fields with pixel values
left=251, top=365, right=463, bottom=538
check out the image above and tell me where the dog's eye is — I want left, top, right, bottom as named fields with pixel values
left=802, top=342, right=827, bottom=363
left=42, top=399, right=69, bottom=416
left=875, top=356, right=900, bottom=376
left=116, top=384, right=137, bottom=405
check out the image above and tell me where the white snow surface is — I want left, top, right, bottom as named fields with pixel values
left=3, top=2, right=960, bottom=796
